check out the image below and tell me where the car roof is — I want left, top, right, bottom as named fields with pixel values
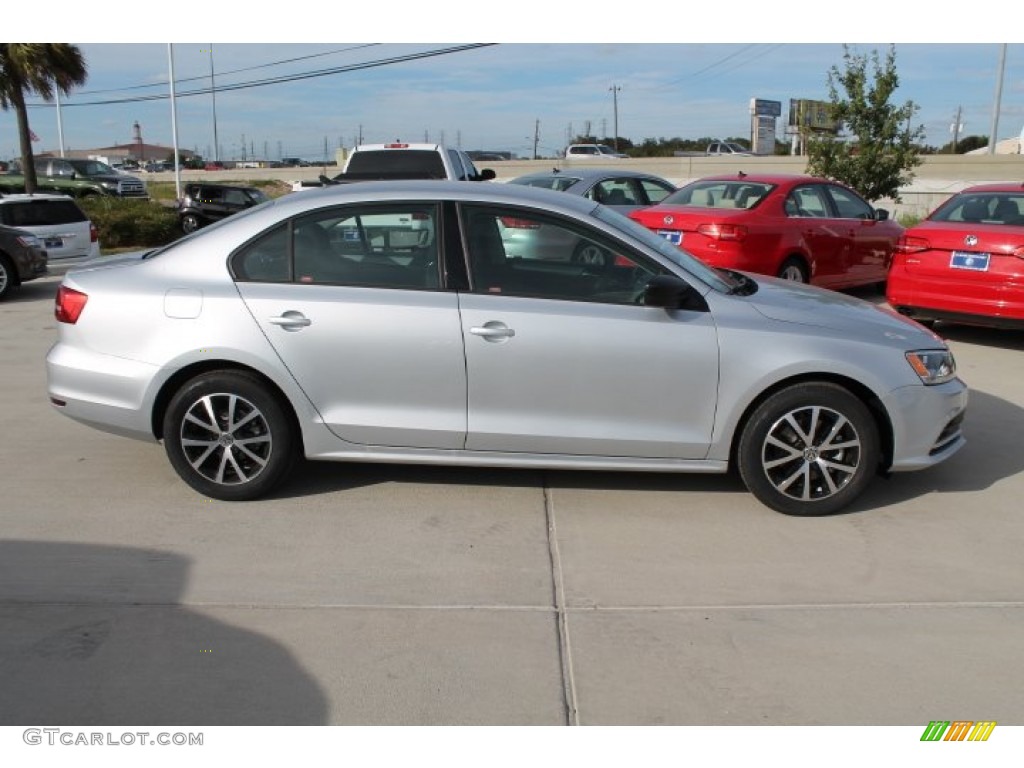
left=955, top=183, right=1024, bottom=194
left=692, top=173, right=830, bottom=185
left=186, top=182, right=261, bottom=191
left=268, top=179, right=600, bottom=218
left=511, top=167, right=670, bottom=183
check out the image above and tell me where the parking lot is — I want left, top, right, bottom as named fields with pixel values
left=1, top=273, right=1023, bottom=725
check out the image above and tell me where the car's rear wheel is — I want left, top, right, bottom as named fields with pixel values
left=181, top=214, right=201, bottom=234
left=777, top=257, right=808, bottom=283
left=572, top=241, right=610, bottom=267
left=163, top=371, right=296, bottom=501
left=737, top=383, right=880, bottom=516
left=0, top=254, right=14, bottom=300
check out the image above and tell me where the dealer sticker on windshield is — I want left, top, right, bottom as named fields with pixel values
left=950, top=251, right=990, bottom=271
left=657, top=230, right=683, bottom=246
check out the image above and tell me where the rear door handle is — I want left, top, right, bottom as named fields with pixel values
left=268, top=311, right=312, bottom=331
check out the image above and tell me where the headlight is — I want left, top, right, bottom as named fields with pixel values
left=906, top=350, right=957, bottom=385
left=101, top=180, right=118, bottom=189
left=15, top=234, right=40, bottom=248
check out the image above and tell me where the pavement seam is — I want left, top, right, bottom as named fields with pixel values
left=543, top=479, right=579, bottom=726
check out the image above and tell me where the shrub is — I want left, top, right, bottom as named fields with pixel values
left=79, top=197, right=181, bottom=251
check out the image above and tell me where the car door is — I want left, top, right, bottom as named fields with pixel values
left=231, top=202, right=467, bottom=449
left=785, top=184, right=850, bottom=287
left=456, top=204, right=719, bottom=458
left=822, top=183, right=892, bottom=285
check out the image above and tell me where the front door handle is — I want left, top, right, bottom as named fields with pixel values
left=469, top=322, right=515, bottom=342
left=268, top=311, right=312, bottom=331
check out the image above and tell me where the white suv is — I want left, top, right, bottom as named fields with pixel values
left=0, top=193, right=100, bottom=268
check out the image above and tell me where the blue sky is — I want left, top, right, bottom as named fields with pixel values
left=3, top=6, right=1022, bottom=161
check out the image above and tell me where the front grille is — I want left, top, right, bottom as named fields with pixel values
left=117, top=178, right=148, bottom=197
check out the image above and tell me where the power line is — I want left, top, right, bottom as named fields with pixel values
left=63, top=44, right=384, bottom=97
left=26, top=44, right=497, bottom=109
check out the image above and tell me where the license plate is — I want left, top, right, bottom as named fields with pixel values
left=44, top=237, right=64, bottom=249
left=950, top=251, right=989, bottom=271
left=657, top=230, right=682, bottom=246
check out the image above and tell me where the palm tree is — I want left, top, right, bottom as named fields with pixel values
left=0, top=44, right=87, bottom=194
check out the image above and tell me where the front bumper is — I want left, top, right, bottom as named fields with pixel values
left=883, top=377, right=968, bottom=472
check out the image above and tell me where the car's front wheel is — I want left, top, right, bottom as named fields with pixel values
left=737, top=383, right=880, bottom=516
left=181, top=214, right=202, bottom=234
left=162, top=371, right=296, bottom=501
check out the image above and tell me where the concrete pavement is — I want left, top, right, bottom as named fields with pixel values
left=1, top=275, right=1023, bottom=724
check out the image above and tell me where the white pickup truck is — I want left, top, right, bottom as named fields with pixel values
left=293, top=142, right=496, bottom=190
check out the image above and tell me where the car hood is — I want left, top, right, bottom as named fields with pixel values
left=741, top=274, right=944, bottom=347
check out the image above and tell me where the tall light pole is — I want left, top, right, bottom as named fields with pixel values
left=207, top=44, right=219, bottom=162
left=609, top=85, right=622, bottom=150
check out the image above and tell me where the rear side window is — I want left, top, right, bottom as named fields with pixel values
left=0, top=200, right=87, bottom=226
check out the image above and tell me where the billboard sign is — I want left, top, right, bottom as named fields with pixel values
left=789, top=99, right=840, bottom=132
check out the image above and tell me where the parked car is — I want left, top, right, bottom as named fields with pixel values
left=47, top=181, right=967, bottom=516
left=565, top=144, right=627, bottom=160
left=1, top=157, right=148, bottom=198
left=629, top=173, right=902, bottom=290
left=178, top=183, right=271, bottom=233
left=0, top=193, right=100, bottom=270
left=0, top=224, right=48, bottom=300
left=504, top=168, right=677, bottom=265
left=887, top=183, right=1024, bottom=329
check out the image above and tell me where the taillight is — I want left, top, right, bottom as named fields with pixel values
left=896, top=235, right=929, bottom=255
left=384, top=143, right=410, bottom=149
left=1013, top=245, right=1024, bottom=259
left=696, top=223, right=747, bottom=241
left=90, top=222, right=98, bottom=243
left=499, top=217, right=541, bottom=229
left=55, top=285, right=88, bottom=324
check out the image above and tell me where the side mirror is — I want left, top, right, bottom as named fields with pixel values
left=476, top=168, right=497, bottom=181
left=874, top=208, right=890, bottom=221
left=643, top=275, right=709, bottom=312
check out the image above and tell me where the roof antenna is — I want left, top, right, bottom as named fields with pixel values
left=738, top=171, right=747, bottom=178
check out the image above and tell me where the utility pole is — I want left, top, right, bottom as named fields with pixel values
left=988, top=43, right=1007, bottom=155
left=609, top=85, right=622, bottom=150
left=950, top=106, right=963, bottom=154
left=533, top=119, right=540, bottom=160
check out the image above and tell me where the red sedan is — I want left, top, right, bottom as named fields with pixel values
left=887, top=183, right=1024, bottom=329
left=628, top=173, right=903, bottom=289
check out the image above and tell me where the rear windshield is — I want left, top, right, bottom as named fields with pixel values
left=662, top=180, right=774, bottom=210
left=929, top=192, right=1024, bottom=225
left=509, top=176, right=580, bottom=192
left=0, top=199, right=87, bottom=226
left=345, top=150, right=447, bottom=179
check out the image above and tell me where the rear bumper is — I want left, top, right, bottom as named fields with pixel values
left=887, top=266, right=1024, bottom=326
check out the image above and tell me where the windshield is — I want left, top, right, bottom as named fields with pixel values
left=592, top=206, right=739, bottom=293
left=69, top=159, right=116, bottom=176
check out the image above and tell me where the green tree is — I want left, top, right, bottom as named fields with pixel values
left=806, top=45, right=923, bottom=202
left=0, top=43, right=87, bottom=194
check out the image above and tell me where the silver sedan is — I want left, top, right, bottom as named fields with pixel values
left=47, top=181, right=967, bottom=516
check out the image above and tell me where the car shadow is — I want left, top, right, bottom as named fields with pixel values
left=933, top=322, right=1024, bottom=351
left=2, top=275, right=61, bottom=304
left=0, top=540, right=328, bottom=725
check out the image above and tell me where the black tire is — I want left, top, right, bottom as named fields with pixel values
left=571, top=240, right=610, bottom=267
left=181, top=214, right=202, bottom=234
left=737, top=383, right=880, bottom=516
left=777, top=257, right=808, bottom=283
left=162, top=371, right=296, bottom=501
left=0, top=254, right=14, bottom=301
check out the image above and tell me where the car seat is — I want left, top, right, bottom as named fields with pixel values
left=960, top=199, right=990, bottom=223
left=603, top=188, right=630, bottom=206
left=994, top=198, right=1021, bottom=224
